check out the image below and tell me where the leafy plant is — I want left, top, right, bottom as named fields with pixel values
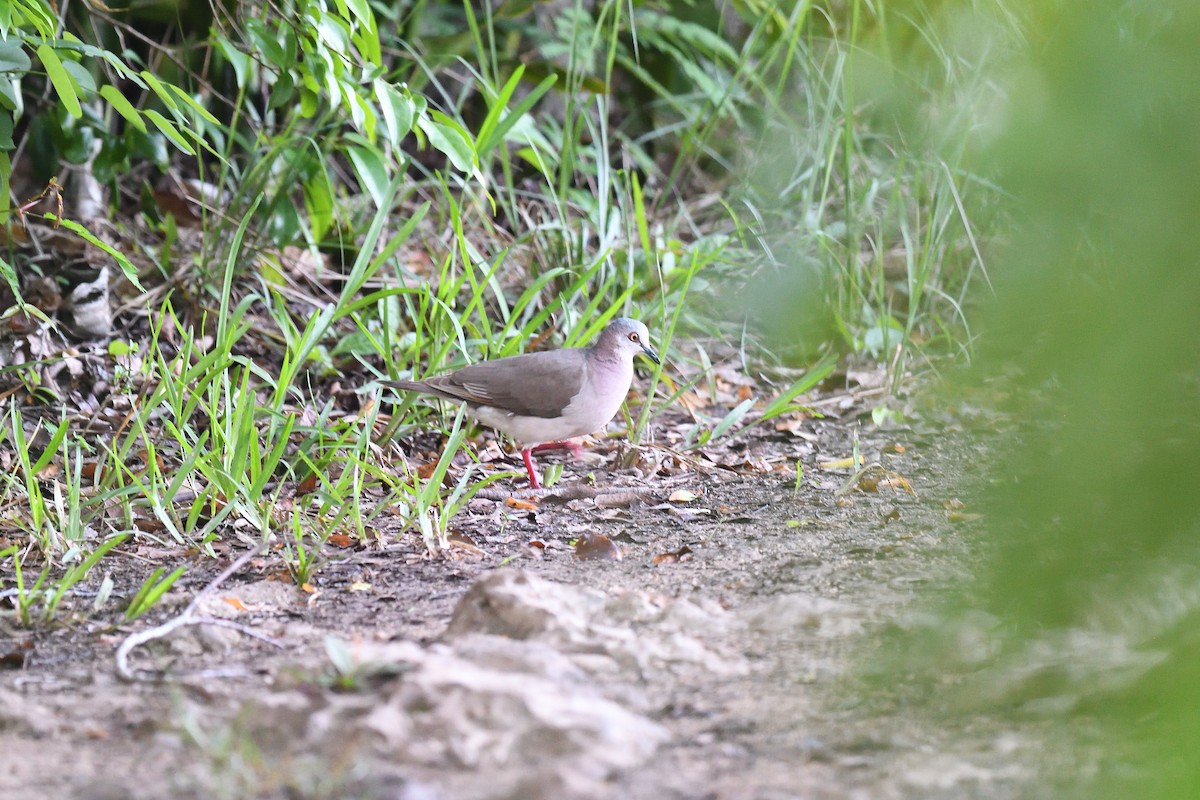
left=0, top=535, right=127, bottom=626
left=385, top=408, right=504, bottom=553
left=281, top=515, right=322, bottom=588
left=125, top=564, right=186, bottom=621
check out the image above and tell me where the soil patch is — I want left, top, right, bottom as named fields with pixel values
left=0, top=415, right=1045, bottom=799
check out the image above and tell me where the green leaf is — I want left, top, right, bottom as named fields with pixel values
left=214, top=34, right=250, bottom=86
left=125, top=566, right=163, bottom=613
left=0, top=78, right=21, bottom=114
left=644, top=10, right=738, bottom=63
left=59, top=119, right=95, bottom=162
left=477, top=71, right=557, bottom=159
left=0, top=151, right=9, bottom=220
left=11, top=0, right=55, bottom=38
left=709, top=397, right=756, bottom=441
left=0, top=40, right=31, bottom=72
left=346, top=142, right=390, bottom=208
left=100, top=52, right=146, bottom=87
left=352, top=28, right=381, bottom=67
left=268, top=72, right=295, bottom=110
left=418, top=115, right=475, bottom=173
left=50, top=216, right=145, bottom=292
left=344, top=0, right=381, bottom=65
left=37, top=44, right=81, bottom=117
left=29, top=417, right=69, bottom=475
left=139, top=69, right=180, bottom=113
left=166, top=84, right=221, bottom=125
left=475, top=68, right=521, bottom=154
left=300, top=88, right=318, bottom=118
left=100, top=85, right=147, bottom=133
left=758, top=354, right=837, bottom=423
left=303, top=164, right=335, bottom=242
left=0, top=254, right=20, bottom=298
left=62, top=59, right=96, bottom=94
left=143, top=109, right=196, bottom=155
left=245, top=18, right=286, bottom=67
left=375, top=80, right=415, bottom=147
left=342, top=0, right=373, bottom=27
left=349, top=91, right=376, bottom=141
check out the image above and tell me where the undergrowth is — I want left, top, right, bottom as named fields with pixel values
left=0, top=0, right=1012, bottom=624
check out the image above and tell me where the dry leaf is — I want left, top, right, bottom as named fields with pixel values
left=447, top=530, right=485, bottom=554
left=652, top=545, right=693, bottom=565
left=836, top=464, right=917, bottom=498
left=0, top=639, right=33, bottom=670
left=574, top=533, right=621, bottom=561
left=677, top=391, right=706, bottom=415
left=297, top=473, right=319, bottom=494
left=819, top=457, right=859, bottom=471
left=878, top=475, right=914, bottom=494
left=151, top=188, right=203, bottom=226
left=506, top=497, right=538, bottom=511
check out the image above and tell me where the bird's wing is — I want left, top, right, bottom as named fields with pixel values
left=427, top=350, right=587, bottom=419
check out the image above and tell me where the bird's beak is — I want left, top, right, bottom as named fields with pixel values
left=641, top=342, right=661, bottom=366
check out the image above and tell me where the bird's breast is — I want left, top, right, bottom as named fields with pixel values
left=566, top=358, right=635, bottom=432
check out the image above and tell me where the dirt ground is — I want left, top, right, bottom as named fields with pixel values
left=0, top=400, right=1054, bottom=800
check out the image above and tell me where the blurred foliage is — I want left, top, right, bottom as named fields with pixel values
left=734, top=0, right=1012, bottom=362
left=973, top=1, right=1200, bottom=796
left=789, top=1, right=1200, bottom=796
left=707, top=0, right=1200, bottom=795
left=982, top=0, right=1200, bottom=630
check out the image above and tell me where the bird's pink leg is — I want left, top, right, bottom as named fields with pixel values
left=530, top=440, right=586, bottom=460
left=521, top=448, right=541, bottom=489
left=521, top=441, right=586, bottom=487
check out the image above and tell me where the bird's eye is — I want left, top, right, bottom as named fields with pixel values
left=629, top=332, right=640, bottom=342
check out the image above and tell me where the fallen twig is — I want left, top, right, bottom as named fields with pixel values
left=114, top=544, right=282, bottom=682
left=475, top=484, right=661, bottom=503
left=833, top=462, right=918, bottom=499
